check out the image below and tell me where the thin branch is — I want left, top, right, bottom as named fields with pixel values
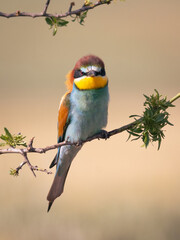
left=170, top=93, right=180, bottom=104
left=0, top=120, right=136, bottom=176
left=30, top=166, right=53, bottom=175
left=22, top=152, right=36, bottom=177
left=1, top=92, right=179, bottom=176
left=11, top=159, right=52, bottom=176
left=0, top=1, right=113, bottom=19
left=15, top=160, right=27, bottom=175
left=42, top=0, right=51, bottom=15
left=68, top=2, right=75, bottom=13
left=0, top=120, right=137, bottom=156
left=27, top=137, right=35, bottom=150
left=0, top=92, right=179, bottom=156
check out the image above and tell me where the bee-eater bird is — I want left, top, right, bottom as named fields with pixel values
left=47, top=55, right=109, bottom=211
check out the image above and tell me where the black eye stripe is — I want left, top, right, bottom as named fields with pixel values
left=100, top=68, right=106, bottom=76
left=74, top=70, right=84, bottom=78
left=74, top=68, right=106, bottom=78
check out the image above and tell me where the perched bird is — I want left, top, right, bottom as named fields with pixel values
left=47, top=55, right=109, bottom=211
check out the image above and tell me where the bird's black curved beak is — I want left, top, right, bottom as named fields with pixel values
left=87, top=70, right=98, bottom=77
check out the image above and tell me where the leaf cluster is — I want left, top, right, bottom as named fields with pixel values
left=71, top=10, right=88, bottom=25
left=45, top=9, right=88, bottom=36
left=9, top=168, right=19, bottom=177
left=45, top=17, right=69, bottom=36
left=0, top=128, right=27, bottom=148
left=127, top=90, right=174, bottom=149
left=44, top=0, right=126, bottom=35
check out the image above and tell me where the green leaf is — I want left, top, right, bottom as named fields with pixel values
left=79, top=11, right=88, bottom=25
left=4, top=128, right=13, bottom=140
left=143, top=94, right=150, bottom=100
left=57, top=19, right=69, bottom=27
left=157, top=137, right=162, bottom=150
left=143, top=132, right=150, bottom=148
left=53, top=26, right=57, bottom=36
left=126, top=133, right=131, bottom=142
left=131, top=135, right=141, bottom=141
left=154, top=89, right=160, bottom=97
left=132, top=128, right=143, bottom=133
left=45, top=17, right=53, bottom=26
left=0, top=135, right=7, bottom=141
left=21, top=143, right=27, bottom=147
left=51, top=17, right=57, bottom=23
left=166, top=120, right=174, bottom=126
left=0, top=142, right=6, bottom=147
left=127, top=130, right=140, bottom=137
left=155, top=114, right=165, bottom=123
left=129, top=114, right=141, bottom=118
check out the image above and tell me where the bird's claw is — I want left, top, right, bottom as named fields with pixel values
left=98, top=130, right=109, bottom=140
left=75, top=140, right=83, bottom=147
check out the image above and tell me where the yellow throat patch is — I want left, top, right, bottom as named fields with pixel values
left=74, top=76, right=108, bottom=90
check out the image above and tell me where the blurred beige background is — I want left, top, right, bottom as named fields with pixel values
left=0, top=0, right=180, bottom=239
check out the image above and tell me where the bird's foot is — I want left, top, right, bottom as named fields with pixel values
left=65, top=137, right=83, bottom=147
left=75, top=140, right=83, bottom=147
left=98, top=130, right=109, bottom=140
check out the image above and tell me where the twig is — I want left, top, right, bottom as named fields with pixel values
left=0, top=92, right=179, bottom=156
left=68, top=2, right=75, bottom=13
left=170, top=93, right=180, bottom=104
left=12, top=159, right=52, bottom=176
left=30, top=166, right=52, bottom=175
left=27, top=137, right=35, bottom=150
left=22, top=152, right=36, bottom=177
left=0, top=120, right=137, bottom=156
left=42, top=0, right=51, bottom=15
left=1, top=92, right=179, bottom=176
left=0, top=1, right=113, bottom=19
left=0, top=120, right=137, bottom=176
left=15, top=160, right=27, bottom=175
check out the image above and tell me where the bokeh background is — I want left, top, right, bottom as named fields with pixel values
left=0, top=0, right=180, bottom=239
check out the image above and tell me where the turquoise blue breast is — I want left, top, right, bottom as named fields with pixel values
left=65, top=84, right=109, bottom=142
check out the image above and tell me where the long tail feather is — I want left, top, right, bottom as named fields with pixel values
left=47, top=201, right=53, bottom=212
left=47, top=166, right=70, bottom=211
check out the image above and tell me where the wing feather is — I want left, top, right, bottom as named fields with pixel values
left=58, top=91, right=71, bottom=141
left=49, top=91, right=71, bottom=168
